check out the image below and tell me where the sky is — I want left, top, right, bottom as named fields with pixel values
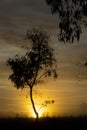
left=0, top=0, right=87, bottom=118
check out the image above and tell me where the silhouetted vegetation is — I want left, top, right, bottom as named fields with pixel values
left=46, top=0, right=87, bottom=43
left=7, top=28, right=57, bottom=120
left=0, top=116, right=87, bottom=129
left=46, top=0, right=87, bottom=79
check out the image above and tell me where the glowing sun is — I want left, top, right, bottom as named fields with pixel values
left=31, top=106, right=46, bottom=118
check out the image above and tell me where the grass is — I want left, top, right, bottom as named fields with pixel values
left=0, top=116, right=87, bottom=129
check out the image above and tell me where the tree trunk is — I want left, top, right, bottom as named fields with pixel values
left=30, top=87, right=38, bottom=120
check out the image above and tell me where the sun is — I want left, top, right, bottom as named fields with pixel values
left=31, top=106, right=46, bottom=118
left=23, top=89, right=55, bottom=118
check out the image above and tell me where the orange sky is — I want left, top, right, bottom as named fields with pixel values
left=0, top=0, right=87, bottom=118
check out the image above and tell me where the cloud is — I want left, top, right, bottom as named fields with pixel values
left=79, top=102, right=87, bottom=115
left=0, top=0, right=57, bottom=25
left=0, top=0, right=58, bottom=45
left=0, top=0, right=49, bottom=15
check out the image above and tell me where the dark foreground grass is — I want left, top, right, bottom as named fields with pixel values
left=0, top=116, right=87, bottom=129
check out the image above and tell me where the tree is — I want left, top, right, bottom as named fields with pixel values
left=46, top=0, right=87, bottom=43
left=7, top=28, right=57, bottom=120
left=46, top=0, right=87, bottom=79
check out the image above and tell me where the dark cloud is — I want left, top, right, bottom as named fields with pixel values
left=0, top=0, right=55, bottom=22
left=79, top=102, right=87, bottom=115
left=0, top=0, right=58, bottom=44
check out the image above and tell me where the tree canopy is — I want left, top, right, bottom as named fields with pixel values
left=7, top=28, right=57, bottom=89
left=46, top=0, right=87, bottom=43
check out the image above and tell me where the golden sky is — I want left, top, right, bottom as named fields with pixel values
left=0, top=0, right=87, bottom=118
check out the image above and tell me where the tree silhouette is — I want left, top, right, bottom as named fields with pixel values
left=7, top=28, right=57, bottom=120
left=46, top=0, right=87, bottom=43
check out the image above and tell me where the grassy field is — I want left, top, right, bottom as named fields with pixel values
left=0, top=116, right=87, bottom=129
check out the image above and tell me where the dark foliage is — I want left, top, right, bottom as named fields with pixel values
left=46, top=0, right=87, bottom=43
left=7, top=28, right=57, bottom=89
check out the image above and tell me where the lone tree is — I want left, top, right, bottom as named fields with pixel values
left=7, top=28, right=57, bottom=120
left=46, top=0, right=87, bottom=43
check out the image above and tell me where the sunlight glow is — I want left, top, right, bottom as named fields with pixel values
left=22, top=87, right=58, bottom=118
left=31, top=105, right=47, bottom=118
